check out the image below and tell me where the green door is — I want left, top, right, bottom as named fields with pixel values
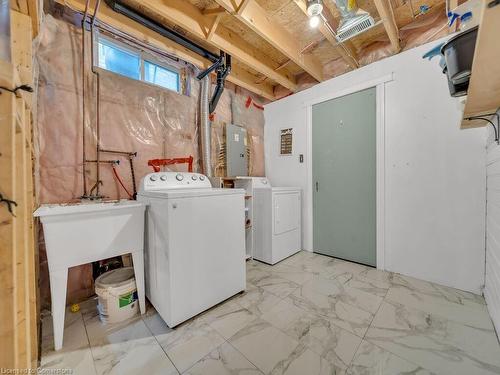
left=312, top=87, right=376, bottom=266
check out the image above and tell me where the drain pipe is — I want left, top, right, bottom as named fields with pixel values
left=200, top=76, right=212, bottom=177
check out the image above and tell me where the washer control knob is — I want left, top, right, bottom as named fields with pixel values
left=150, top=175, right=158, bottom=182
left=160, top=175, right=167, bottom=181
left=176, top=173, right=184, bottom=181
left=199, top=175, right=205, bottom=181
left=191, top=175, right=198, bottom=181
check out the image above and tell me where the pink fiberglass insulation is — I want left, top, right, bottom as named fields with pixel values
left=35, top=15, right=266, bottom=308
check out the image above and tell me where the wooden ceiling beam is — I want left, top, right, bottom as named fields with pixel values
left=292, top=0, right=359, bottom=69
left=213, top=0, right=325, bottom=82
left=58, top=0, right=277, bottom=100
left=130, top=0, right=297, bottom=91
left=202, top=7, right=226, bottom=16
left=373, top=0, right=401, bottom=52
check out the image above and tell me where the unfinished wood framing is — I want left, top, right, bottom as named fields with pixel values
left=10, top=0, right=40, bottom=37
left=373, top=0, right=401, bottom=52
left=58, top=0, right=452, bottom=99
left=206, top=12, right=223, bottom=41
left=60, top=0, right=277, bottom=100
left=213, top=0, right=325, bottom=81
left=292, top=0, right=359, bottom=69
left=460, top=0, right=500, bottom=129
left=0, top=8, right=37, bottom=371
left=128, top=0, right=297, bottom=91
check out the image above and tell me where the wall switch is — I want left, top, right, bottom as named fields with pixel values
left=299, top=154, right=304, bottom=163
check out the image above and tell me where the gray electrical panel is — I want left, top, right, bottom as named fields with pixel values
left=226, top=123, right=248, bottom=177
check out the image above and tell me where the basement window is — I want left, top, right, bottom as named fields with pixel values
left=144, top=60, right=180, bottom=92
left=96, top=35, right=181, bottom=94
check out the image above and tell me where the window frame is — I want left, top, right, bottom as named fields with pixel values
left=94, top=33, right=183, bottom=94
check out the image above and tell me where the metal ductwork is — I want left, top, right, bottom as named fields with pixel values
left=200, top=76, right=212, bottom=177
left=104, top=0, right=233, bottom=177
left=333, top=0, right=375, bottom=42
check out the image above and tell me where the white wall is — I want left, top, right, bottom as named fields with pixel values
left=485, top=112, right=500, bottom=333
left=264, top=39, right=487, bottom=294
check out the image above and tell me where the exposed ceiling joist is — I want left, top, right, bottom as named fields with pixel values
left=292, top=0, right=359, bottom=69
left=213, top=0, right=325, bottom=82
left=202, top=6, right=226, bottom=16
left=58, top=0, right=277, bottom=100
left=373, top=0, right=401, bottom=52
left=129, top=0, right=297, bottom=91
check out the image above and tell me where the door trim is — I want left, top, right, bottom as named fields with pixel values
left=304, top=74, right=393, bottom=270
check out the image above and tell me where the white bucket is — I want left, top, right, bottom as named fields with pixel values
left=95, top=267, right=138, bottom=324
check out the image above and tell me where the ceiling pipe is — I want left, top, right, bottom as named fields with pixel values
left=104, top=0, right=220, bottom=63
left=105, top=0, right=231, bottom=114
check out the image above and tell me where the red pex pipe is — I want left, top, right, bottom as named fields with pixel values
left=147, top=156, right=194, bottom=173
left=245, top=96, right=264, bottom=111
left=112, top=164, right=133, bottom=199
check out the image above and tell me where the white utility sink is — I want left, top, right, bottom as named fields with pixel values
left=34, top=200, right=146, bottom=350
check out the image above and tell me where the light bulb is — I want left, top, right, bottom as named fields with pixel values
left=309, top=15, right=320, bottom=28
left=307, top=0, right=324, bottom=17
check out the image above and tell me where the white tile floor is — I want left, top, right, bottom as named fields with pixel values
left=40, top=251, right=500, bottom=375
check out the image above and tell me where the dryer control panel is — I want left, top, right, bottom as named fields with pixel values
left=140, top=172, right=212, bottom=192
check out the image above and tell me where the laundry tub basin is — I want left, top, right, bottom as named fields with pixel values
left=34, top=200, right=146, bottom=350
left=35, top=200, right=145, bottom=270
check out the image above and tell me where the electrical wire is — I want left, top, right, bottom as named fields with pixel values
left=0, top=84, right=34, bottom=94
left=466, top=114, right=500, bottom=144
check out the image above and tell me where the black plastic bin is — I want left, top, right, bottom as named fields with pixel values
left=441, top=26, right=479, bottom=85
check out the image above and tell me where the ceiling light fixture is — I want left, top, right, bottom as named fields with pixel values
left=307, top=0, right=323, bottom=28
left=309, top=15, right=321, bottom=28
left=306, top=0, right=323, bottom=17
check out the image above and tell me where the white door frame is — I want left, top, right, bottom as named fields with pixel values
left=304, top=74, right=393, bottom=270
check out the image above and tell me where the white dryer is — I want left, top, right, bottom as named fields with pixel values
left=138, top=172, right=246, bottom=327
left=248, top=178, right=301, bottom=265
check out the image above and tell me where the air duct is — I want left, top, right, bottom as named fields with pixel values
left=333, top=0, right=375, bottom=42
left=200, top=76, right=212, bottom=177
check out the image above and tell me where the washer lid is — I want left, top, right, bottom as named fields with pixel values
left=138, top=188, right=245, bottom=199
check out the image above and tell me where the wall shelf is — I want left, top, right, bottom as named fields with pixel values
left=460, top=0, right=500, bottom=129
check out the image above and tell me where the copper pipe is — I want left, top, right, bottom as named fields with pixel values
left=89, top=180, right=103, bottom=197
left=81, top=0, right=91, bottom=197
left=90, top=0, right=103, bottom=197
left=100, top=149, right=137, bottom=156
left=85, top=159, right=120, bottom=164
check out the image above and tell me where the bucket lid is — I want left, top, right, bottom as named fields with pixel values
left=95, top=267, right=135, bottom=289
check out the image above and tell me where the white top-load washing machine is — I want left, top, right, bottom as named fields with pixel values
left=239, top=177, right=301, bottom=265
left=138, top=172, right=246, bottom=327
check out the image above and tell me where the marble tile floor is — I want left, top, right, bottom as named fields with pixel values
left=40, top=251, right=500, bottom=375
